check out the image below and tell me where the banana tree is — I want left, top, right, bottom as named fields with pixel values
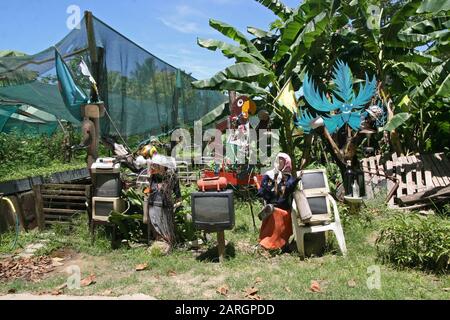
left=192, top=0, right=341, bottom=171
left=340, top=0, right=450, bottom=155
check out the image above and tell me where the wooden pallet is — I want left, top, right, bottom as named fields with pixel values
left=176, top=161, right=198, bottom=185
left=362, top=153, right=450, bottom=209
left=33, top=183, right=91, bottom=229
left=361, top=155, right=386, bottom=200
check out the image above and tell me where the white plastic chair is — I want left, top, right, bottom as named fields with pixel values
left=291, top=170, right=347, bottom=259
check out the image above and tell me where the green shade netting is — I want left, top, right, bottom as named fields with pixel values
left=0, top=104, right=58, bottom=135
left=0, top=14, right=227, bottom=138
left=0, top=105, right=18, bottom=132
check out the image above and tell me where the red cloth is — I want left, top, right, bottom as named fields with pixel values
left=259, top=208, right=293, bottom=250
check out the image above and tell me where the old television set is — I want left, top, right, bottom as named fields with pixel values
left=92, top=197, right=125, bottom=222
left=191, top=190, right=235, bottom=232
left=299, top=169, right=329, bottom=195
left=91, top=158, right=122, bottom=197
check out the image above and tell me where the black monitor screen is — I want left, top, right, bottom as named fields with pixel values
left=302, top=172, right=327, bottom=190
left=194, top=196, right=230, bottom=223
left=307, top=196, right=328, bottom=215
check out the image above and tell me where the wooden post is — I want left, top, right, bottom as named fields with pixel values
left=228, top=91, right=236, bottom=114
left=85, top=11, right=98, bottom=64
left=85, top=185, right=92, bottom=225
left=217, top=231, right=226, bottom=263
left=32, top=185, right=45, bottom=231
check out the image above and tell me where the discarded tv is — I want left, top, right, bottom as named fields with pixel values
left=191, top=190, right=234, bottom=233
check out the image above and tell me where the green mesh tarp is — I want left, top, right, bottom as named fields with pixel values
left=0, top=14, right=226, bottom=138
left=0, top=104, right=58, bottom=135
left=0, top=105, right=18, bottom=132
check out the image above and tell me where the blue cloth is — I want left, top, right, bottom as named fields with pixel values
left=257, top=174, right=300, bottom=211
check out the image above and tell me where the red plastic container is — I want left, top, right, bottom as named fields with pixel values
left=197, top=177, right=228, bottom=192
left=203, top=170, right=263, bottom=187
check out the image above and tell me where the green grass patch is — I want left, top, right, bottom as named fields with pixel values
left=1, top=195, right=449, bottom=300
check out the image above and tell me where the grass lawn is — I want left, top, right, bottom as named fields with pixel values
left=0, top=195, right=449, bottom=300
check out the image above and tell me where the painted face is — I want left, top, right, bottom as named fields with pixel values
left=277, top=158, right=286, bottom=171
left=342, top=104, right=352, bottom=113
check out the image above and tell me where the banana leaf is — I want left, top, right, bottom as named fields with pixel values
left=382, top=113, right=411, bottom=132
left=256, top=0, right=293, bottom=21
left=197, top=38, right=264, bottom=67
left=209, top=19, right=269, bottom=67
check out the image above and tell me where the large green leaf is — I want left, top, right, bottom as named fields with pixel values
left=283, top=11, right=330, bottom=77
left=197, top=38, right=265, bottom=67
left=416, top=0, right=450, bottom=14
left=382, top=113, right=411, bottom=132
left=412, top=59, right=450, bottom=98
left=191, top=63, right=271, bottom=95
left=192, top=78, right=268, bottom=96
left=383, top=0, right=422, bottom=47
left=209, top=19, right=269, bottom=67
left=274, top=0, right=331, bottom=62
left=256, top=0, right=293, bottom=21
left=247, top=26, right=274, bottom=39
left=437, top=73, right=450, bottom=97
left=398, top=19, right=450, bottom=45
left=223, top=63, right=272, bottom=79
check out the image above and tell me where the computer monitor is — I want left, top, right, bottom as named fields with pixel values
left=191, top=190, right=234, bottom=232
left=299, top=169, right=329, bottom=195
left=302, top=194, right=331, bottom=225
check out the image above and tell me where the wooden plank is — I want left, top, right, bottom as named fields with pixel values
left=45, top=221, right=72, bottom=225
left=397, top=185, right=450, bottom=205
left=417, top=154, right=434, bottom=190
left=430, top=153, right=450, bottom=186
left=369, top=157, right=378, bottom=185
left=411, top=155, right=425, bottom=192
left=394, top=157, right=404, bottom=198
left=362, top=158, right=374, bottom=199
left=42, top=184, right=88, bottom=190
left=32, top=185, right=45, bottom=231
left=437, top=153, right=450, bottom=174
left=376, top=155, right=387, bottom=188
left=41, top=189, right=87, bottom=196
left=85, top=185, right=92, bottom=223
left=42, top=195, right=87, bottom=201
left=44, top=201, right=87, bottom=208
left=423, top=154, right=445, bottom=187
left=44, top=214, right=76, bottom=221
left=386, top=161, right=395, bottom=206
left=405, top=156, right=415, bottom=195
left=43, top=208, right=85, bottom=215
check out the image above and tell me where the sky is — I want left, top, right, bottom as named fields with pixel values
left=0, top=0, right=301, bottom=80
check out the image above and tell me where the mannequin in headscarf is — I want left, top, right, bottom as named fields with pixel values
left=146, top=155, right=182, bottom=249
left=256, top=153, right=301, bottom=250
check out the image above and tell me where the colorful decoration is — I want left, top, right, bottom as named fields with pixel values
left=295, top=60, right=377, bottom=134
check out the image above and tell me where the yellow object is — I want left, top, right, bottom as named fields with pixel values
left=276, top=80, right=297, bottom=114
left=242, top=100, right=257, bottom=119
left=140, top=145, right=158, bottom=159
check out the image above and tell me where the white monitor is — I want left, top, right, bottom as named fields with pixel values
left=298, top=169, right=330, bottom=195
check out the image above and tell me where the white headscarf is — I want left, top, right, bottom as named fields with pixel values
left=265, top=153, right=292, bottom=182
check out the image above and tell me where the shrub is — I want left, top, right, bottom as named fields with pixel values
left=376, top=213, right=450, bottom=273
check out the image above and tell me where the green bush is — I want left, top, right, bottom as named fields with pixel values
left=376, top=213, right=450, bottom=273
left=0, top=130, right=87, bottom=182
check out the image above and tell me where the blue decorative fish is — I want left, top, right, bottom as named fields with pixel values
left=295, top=60, right=377, bottom=134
